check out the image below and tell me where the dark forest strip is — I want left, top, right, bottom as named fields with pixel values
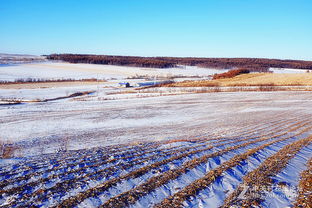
left=47, top=54, right=312, bottom=71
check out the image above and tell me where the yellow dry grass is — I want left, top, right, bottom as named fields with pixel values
left=165, top=73, right=312, bottom=87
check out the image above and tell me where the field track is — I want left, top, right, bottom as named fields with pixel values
left=0, top=114, right=311, bottom=208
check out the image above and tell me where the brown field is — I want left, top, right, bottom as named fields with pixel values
left=163, top=73, right=312, bottom=87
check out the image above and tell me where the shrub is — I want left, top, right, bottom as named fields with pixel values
left=213, top=68, right=250, bottom=80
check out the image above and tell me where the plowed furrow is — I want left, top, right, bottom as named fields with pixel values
left=0, top=141, right=160, bottom=181
left=293, top=158, right=312, bottom=208
left=8, top=128, right=275, bottom=208
left=1, top=116, right=296, bottom=201
left=155, top=128, right=312, bottom=208
left=0, top=114, right=291, bottom=179
left=0, top=113, right=295, bottom=184
left=2, top=140, right=215, bottom=204
left=0, top=131, right=250, bottom=195
left=53, top=120, right=309, bottom=208
left=220, top=136, right=312, bottom=208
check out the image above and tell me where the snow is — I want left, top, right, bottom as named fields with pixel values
left=0, top=83, right=312, bottom=207
left=260, top=143, right=312, bottom=208
left=269, top=68, right=309, bottom=74
left=1, top=91, right=311, bottom=158
left=130, top=136, right=299, bottom=208
left=184, top=136, right=303, bottom=208
left=0, top=61, right=311, bottom=207
left=0, top=62, right=226, bottom=82
left=0, top=85, right=97, bottom=101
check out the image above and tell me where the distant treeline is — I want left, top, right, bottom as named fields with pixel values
left=47, top=54, right=312, bottom=71
left=47, top=54, right=175, bottom=68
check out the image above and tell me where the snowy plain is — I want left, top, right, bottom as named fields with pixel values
left=0, top=62, right=227, bottom=82
left=0, top=62, right=312, bottom=208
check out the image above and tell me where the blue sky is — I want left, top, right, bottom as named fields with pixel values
left=0, top=0, right=311, bottom=60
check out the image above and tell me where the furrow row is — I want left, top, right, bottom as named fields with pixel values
left=99, top=124, right=312, bottom=208
left=13, top=131, right=275, bottom=208
left=293, top=158, right=312, bottom=208
left=155, top=128, right=312, bottom=207
left=220, top=136, right=312, bottom=207
left=0, top=112, right=293, bottom=179
left=1, top=116, right=298, bottom=201
left=57, top=120, right=310, bottom=208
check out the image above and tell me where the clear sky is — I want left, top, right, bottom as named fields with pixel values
left=0, top=0, right=311, bottom=60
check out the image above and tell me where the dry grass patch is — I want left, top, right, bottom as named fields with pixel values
left=213, top=68, right=250, bottom=80
left=294, top=158, right=312, bottom=208
left=164, top=73, right=312, bottom=87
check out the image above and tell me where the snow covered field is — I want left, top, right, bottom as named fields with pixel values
left=1, top=90, right=311, bottom=154
left=0, top=62, right=311, bottom=207
left=0, top=62, right=229, bottom=103
left=0, top=62, right=227, bottom=82
left=0, top=91, right=311, bottom=207
left=269, top=68, right=310, bottom=73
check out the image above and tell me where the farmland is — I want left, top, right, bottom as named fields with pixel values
left=2, top=0, right=312, bottom=206
left=1, top=87, right=312, bottom=207
left=0, top=62, right=312, bottom=208
left=162, top=73, right=312, bottom=87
